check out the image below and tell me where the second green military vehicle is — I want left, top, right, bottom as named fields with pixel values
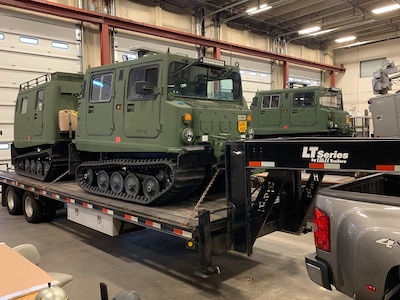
left=251, top=86, right=351, bottom=137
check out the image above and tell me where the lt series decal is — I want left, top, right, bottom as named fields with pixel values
left=302, top=146, right=349, bottom=164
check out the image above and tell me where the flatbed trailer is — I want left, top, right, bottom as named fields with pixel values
left=3, top=137, right=400, bottom=276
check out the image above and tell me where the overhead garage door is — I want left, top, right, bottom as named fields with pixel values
left=113, top=31, right=198, bottom=63
left=0, top=8, right=82, bottom=167
left=288, top=65, right=321, bottom=87
left=221, top=52, right=272, bottom=106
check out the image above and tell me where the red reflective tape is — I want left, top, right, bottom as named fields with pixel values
left=101, top=208, right=107, bottom=213
left=66, top=198, right=71, bottom=202
left=376, top=165, right=394, bottom=171
left=309, top=163, right=325, bottom=169
left=249, top=161, right=262, bottom=167
left=83, top=202, right=89, bottom=207
left=174, top=228, right=183, bottom=235
left=145, top=220, right=153, bottom=226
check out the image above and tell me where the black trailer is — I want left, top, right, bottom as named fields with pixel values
left=3, top=137, right=400, bottom=276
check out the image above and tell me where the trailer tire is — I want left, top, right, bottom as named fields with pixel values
left=22, top=191, right=44, bottom=223
left=5, top=186, right=23, bottom=215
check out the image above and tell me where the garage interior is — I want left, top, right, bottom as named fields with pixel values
left=0, top=0, right=399, bottom=299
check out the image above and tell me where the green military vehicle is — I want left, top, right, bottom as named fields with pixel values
left=251, top=86, right=351, bottom=137
left=11, top=51, right=253, bottom=205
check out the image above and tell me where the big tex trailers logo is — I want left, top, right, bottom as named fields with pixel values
left=302, top=146, right=349, bottom=164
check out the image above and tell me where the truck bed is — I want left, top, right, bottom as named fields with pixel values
left=0, top=171, right=230, bottom=239
left=320, top=173, right=400, bottom=207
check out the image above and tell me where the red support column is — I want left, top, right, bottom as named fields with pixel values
left=100, top=23, right=111, bottom=65
left=283, top=60, right=289, bottom=88
left=213, top=47, right=221, bottom=59
left=330, top=71, right=336, bottom=87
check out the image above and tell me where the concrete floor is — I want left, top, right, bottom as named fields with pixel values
left=0, top=206, right=349, bottom=300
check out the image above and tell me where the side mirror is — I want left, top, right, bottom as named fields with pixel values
left=135, top=81, right=154, bottom=95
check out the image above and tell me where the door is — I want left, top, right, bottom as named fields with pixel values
left=86, top=72, right=114, bottom=136
left=257, top=93, right=281, bottom=126
left=123, top=64, right=161, bottom=138
left=33, top=89, right=44, bottom=136
left=290, top=90, right=317, bottom=126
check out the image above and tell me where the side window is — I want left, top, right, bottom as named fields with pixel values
left=261, top=94, right=280, bottom=109
left=90, top=73, right=113, bottom=103
left=35, top=89, right=44, bottom=111
left=293, top=91, right=314, bottom=108
left=128, top=65, right=159, bottom=101
left=20, top=97, right=29, bottom=114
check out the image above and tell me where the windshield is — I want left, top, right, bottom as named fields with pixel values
left=168, top=61, right=241, bottom=101
left=320, top=89, right=343, bottom=108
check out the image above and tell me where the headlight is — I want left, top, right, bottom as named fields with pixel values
left=181, top=128, right=195, bottom=144
left=246, top=128, right=255, bottom=139
left=328, top=120, right=334, bottom=129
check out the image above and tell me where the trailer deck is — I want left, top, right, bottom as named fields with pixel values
left=0, top=171, right=229, bottom=240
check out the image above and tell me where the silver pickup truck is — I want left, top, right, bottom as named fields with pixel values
left=305, top=173, right=400, bottom=300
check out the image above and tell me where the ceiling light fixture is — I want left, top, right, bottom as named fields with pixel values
left=372, top=3, right=400, bottom=14
left=298, top=26, right=321, bottom=35
left=246, top=4, right=272, bottom=15
left=310, top=28, right=334, bottom=36
left=335, top=36, right=356, bottom=43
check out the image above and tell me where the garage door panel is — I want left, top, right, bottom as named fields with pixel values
left=0, top=9, right=78, bottom=42
left=0, top=106, right=15, bottom=123
left=0, top=124, right=13, bottom=141
left=0, top=50, right=80, bottom=73
left=0, top=89, right=18, bottom=106
left=0, top=69, right=46, bottom=88
left=114, top=32, right=197, bottom=62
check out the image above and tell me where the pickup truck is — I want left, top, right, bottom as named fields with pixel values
left=305, top=173, right=400, bottom=300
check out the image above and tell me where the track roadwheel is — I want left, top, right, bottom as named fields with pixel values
left=22, top=191, right=44, bottom=223
left=36, top=161, right=43, bottom=175
left=110, top=171, right=124, bottom=193
left=97, top=170, right=110, bottom=191
left=5, top=186, right=23, bottom=215
left=143, top=176, right=160, bottom=199
left=125, top=173, right=140, bottom=197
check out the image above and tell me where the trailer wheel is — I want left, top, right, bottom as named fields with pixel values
left=5, top=186, right=23, bottom=215
left=22, top=191, right=44, bottom=223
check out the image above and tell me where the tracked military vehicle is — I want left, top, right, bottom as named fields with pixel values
left=11, top=72, right=83, bottom=181
left=12, top=52, right=253, bottom=205
left=251, top=86, right=351, bottom=137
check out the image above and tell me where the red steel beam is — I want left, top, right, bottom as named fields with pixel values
left=0, top=0, right=346, bottom=73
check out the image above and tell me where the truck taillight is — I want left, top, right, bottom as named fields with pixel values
left=313, top=207, right=330, bottom=252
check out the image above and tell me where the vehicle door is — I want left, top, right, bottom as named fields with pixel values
left=33, top=89, right=44, bottom=136
left=290, top=90, right=317, bottom=126
left=123, top=63, right=161, bottom=138
left=85, top=72, right=114, bottom=136
left=257, top=93, right=282, bottom=126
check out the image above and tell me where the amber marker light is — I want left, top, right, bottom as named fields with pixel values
left=183, top=113, right=192, bottom=124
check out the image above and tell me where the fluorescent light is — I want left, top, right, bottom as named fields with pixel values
left=372, top=4, right=400, bottom=14
left=298, top=26, right=321, bottom=35
left=246, top=4, right=272, bottom=15
left=335, top=36, right=356, bottom=43
left=310, top=29, right=334, bottom=36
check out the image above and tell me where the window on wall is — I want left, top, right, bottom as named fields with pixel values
left=90, top=73, right=113, bottom=102
left=360, top=58, right=386, bottom=78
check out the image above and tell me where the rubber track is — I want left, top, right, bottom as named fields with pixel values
left=15, top=151, right=69, bottom=182
left=76, top=158, right=206, bottom=205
